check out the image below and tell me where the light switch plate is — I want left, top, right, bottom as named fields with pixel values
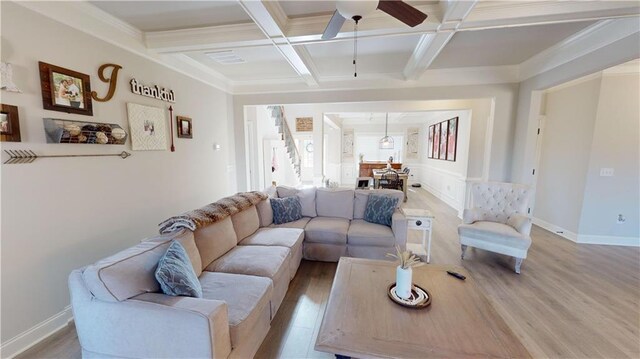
left=600, top=168, right=614, bottom=177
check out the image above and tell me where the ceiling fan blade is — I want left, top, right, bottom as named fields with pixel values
left=322, top=10, right=346, bottom=40
left=377, top=0, right=428, bottom=27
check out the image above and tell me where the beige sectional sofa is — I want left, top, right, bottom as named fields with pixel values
left=69, top=188, right=406, bottom=358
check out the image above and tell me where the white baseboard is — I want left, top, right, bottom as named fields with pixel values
left=1, top=306, right=73, bottom=359
left=576, top=234, right=640, bottom=247
left=532, top=217, right=578, bottom=242
left=533, top=217, right=639, bottom=247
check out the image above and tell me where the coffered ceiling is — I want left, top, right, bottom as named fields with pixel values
left=32, top=1, right=640, bottom=93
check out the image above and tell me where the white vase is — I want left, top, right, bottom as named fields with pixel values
left=396, top=266, right=413, bottom=300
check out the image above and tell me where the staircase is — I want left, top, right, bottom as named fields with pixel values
left=268, top=106, right=302, bottom=181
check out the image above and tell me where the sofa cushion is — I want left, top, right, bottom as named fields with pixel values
left=240, top=228, right=303, bottom=250
left=458, top=221, right=532, bottom=250
left=231, top=206, right=260, bottom=242
left=205, top=245, right=290, bottom=279
left=155, top=241, right=203, bottom=298
left=269, top=217, right=311, bottom=230
left=82, top=230, right=194, bottom=302
left=364, top=194, right=399, bottom=227
left=146, top=229, right=202, bottom=277
left=316, top=188, right=354, bottom=220
left=199, top=272, right=272, bottom=350
left=277, top=186, right=317, bottom=217
left=194, top=217, right=237, bottom=270
left=305, top=217, right=350, bottom=245
left=270, top=196, right=303, bottom=225
left=205, top=245, right=291, bottom=317
left=240, top=228, right=304, bottom=280
left=348, top=219, right=396, bottom=247
left=354, top=189, right=404, bottom=219
left=256, top=198, right=273, bottom=227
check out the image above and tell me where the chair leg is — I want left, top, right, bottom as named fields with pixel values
left=461, top=245, right=468, bottom=260
left=514, top=257, right=524, bottom=274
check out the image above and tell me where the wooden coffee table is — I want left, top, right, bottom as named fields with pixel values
left=315, top=257, right=531, bottom=358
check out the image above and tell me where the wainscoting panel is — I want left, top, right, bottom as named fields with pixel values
left=415, top=164, right=466, bottom=213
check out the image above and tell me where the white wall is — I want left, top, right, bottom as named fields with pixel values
left=417, top=110, right=472, bottom=212
left=1, top=2, right=234, bottom=354
left=579, top=72, right=640, bottom=243
left=534, top=77, right=602, bottom=234
left=233, top=84, right=520, bottom=191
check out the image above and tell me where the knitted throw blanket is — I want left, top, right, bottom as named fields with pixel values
left=159, top=191, right=268, bottom=234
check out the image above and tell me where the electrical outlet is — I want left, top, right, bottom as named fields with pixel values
left=600, top=168, right=614, bottom=176
left=617, top=214, right=626, bottom=224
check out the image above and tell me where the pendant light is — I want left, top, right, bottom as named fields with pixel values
left=379, top=113, right=394, bottom=149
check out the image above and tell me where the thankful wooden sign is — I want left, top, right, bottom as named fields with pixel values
left=130, top=78, right=175, bottom=103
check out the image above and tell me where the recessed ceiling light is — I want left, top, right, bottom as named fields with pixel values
left=205, top=50, right=246, bottom=65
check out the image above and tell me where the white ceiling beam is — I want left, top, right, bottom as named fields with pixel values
left=518, top=18, right=640, bottom=81
left=144, top=1, right=638, bottom=54
left=403, top=1, right=477, bottom=80
left=238, top=0, right=318, bottom=87
left=461, top=1, right=640, bottom=31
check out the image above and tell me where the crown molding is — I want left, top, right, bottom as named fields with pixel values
left=518, top=18, right=640, bottom=81
left=464, top=0, right=640, bottom=30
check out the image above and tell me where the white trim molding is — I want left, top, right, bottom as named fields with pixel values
left=532, top=217, right=579, bottom=242
left=533, top=218, right=639, bottom=247
left=576, top=235, right=640, bottom=247
left=0, top=306, right=73, bottom=359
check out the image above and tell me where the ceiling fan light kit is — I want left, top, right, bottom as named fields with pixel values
left=323, top=1, right=428, bottom=78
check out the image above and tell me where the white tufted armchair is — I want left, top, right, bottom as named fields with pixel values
left=458, top=182, right=533, bottom=274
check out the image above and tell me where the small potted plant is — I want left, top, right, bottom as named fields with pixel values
left=387, top=245, right=424, bottom=300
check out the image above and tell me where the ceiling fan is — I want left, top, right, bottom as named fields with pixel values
left=322, top=0, right=428, bottom=40
left=321, top=1, right=428, bottom=77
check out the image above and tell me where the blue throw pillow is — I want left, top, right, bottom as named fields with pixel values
left=155, top=241, right=202, bottom=298
left=364, top=194, right=399, bottom=227
left=270, top=196, right=303, bottom=225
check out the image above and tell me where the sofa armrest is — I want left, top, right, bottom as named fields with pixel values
left=507, top=213, right=532, bottom=236
left=72, top=279, right=231, bottom=359
left=391, top=210, right=408, bottom=250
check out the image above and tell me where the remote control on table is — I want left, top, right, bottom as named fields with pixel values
left=446, top=270, right=466, bottom=280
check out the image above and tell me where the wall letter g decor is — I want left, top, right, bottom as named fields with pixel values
left=91, top=63, right=122, bottom=102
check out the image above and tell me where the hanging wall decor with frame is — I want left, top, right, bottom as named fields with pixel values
left=39, top=62, right=93, bottom=116
left=1, top=104, right=21, bottom=142
left=126, top=103, right=167, bottom=151
left=427, top=116, right=459, bottom=161
left=177, top=116, right=193, bottom=139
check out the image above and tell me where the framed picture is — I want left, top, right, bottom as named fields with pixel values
left=0, top=104, right=21, bottom=142
left=126, top=103, right=167, bottom=151
left=427, top=125, right=434, bottom=158
left=433, top=123, right=440, bottom=159
left=296, top=117, right=313, bottom=132
left=446, top=117, right=458, bottom=161
left=177, top=116, right=193, bottom=139
left=439, top=121, right=448, bottom=160
left=39, top=62, right=93, bottom=116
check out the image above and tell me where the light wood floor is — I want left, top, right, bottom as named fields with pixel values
left=18, top=188, right=640, bottom=359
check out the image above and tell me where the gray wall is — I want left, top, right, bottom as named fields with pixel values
left=510, top=32, right=640, bottom=185
left=534, top=77, right=602, bottom=233
left=1, top=2, right=235, bottom=343
left=579, top=73, right=640, bottom=238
